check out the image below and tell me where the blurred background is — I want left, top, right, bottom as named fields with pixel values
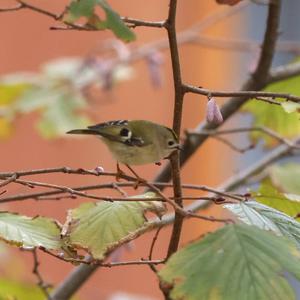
left=0, top=0, right=299, bottom=299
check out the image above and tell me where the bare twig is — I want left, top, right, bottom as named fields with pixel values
left=0, top=180, right=243, bottom=204
left=0, top=3, right=22, bottom=12
left=40, top=247, right=165, bottom=267
left=209, top=135, right=255, bottom=153
left=164, top=0, right=185, bottom=262
left=32, top=249, right=52, bottom=299
left=0, top=174, right=17, bottom=188
left=122, top=17, right=166, bottom=28
left=188, top=126, right=300, bottom=150
left=147, top=226, right=163, bottom=273
left=153, top=0, right=281, bottom=188
left=49, top=135, right=293, bottom=300
left=183, top=84, right=300, bottom=104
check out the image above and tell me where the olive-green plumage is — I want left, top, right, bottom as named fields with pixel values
left=67, top=120, right=180, bottom=165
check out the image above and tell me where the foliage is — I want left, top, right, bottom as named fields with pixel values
left=0, top=278, right=45, bottom=300
left=1, top=1, right=300, bottom=299
left=268, top=163, right=300, bottom=194
left=0, top=212, right=62, bottom=250
left=243, top=74, right=300, bottom=146
left=66, top=0, right=135, bottom=42
left=224, top=201, right=300, bottom=247
left=63, top=193, right=165, bottom=259
left=159, top=224, right=300, bottom=300
left=253, top=179, right=300, bottom=218
left=0, top=58, right=132, bottom=138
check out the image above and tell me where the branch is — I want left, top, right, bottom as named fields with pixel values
left=50, top=1, right=283, bottom=298
left=187, top=126, right=300, bottom=150
left=0, top=177, right=243, bottom=203
left=122, top=17, right=166, bottom=28
left=268, top=61, right=300, bottom=83
left=0, top=3, right=22, bottom=12
left=48, top=134, right=294, bottom=300
left=157, top=136, right=300, bottom=227
left=32, top=249, right=52, bottom=299
left=153, top=0, right=281, bottom=186
left=164, top=0, right=185, bottom=261
left=41, top=248, right=165, bottom=267
left=183, top=84, right=300, bottom=103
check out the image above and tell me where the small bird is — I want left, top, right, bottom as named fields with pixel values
left=66, top=120, right=180, bottom=166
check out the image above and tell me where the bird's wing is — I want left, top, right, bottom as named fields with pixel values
left=88, top=120, right=148, bottom=147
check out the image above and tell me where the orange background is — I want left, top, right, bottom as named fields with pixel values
left=0, top=1, right=243, bottom=299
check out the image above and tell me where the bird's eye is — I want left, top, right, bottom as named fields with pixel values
left=120, top=128, right=130, bottom=137
left=168, top=140, right=175, bottom=146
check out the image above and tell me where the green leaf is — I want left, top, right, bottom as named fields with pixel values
left=36, top=94, right=90, bottom=139
left=254, top=180, right=300, bottom=218
left=66, top=0, right=135, bottom=42
left=67, top=0, right=98, bottom=20
left=63, top=193, right=165, bottom=259
left=224, top=201, right=300, bottom=247
left=0, top=212, right=62, bottom=250
left=0, top=278, right=45, bottom=300
left=243, top=75, right=300, bottom=146
left=159, top=224, right=300, bottom=300
left=98, top=1, right=135, bottom=42
left=269, top=163, right=300, bottom=194
left=0, top=83, right=31, bottom=107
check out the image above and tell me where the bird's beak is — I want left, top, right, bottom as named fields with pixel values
left=66, top=129, right=100, bottom=135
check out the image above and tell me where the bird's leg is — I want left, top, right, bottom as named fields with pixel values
left=115, top=162, right=126, bottom=181
left=125, top=164, right=145, bottom=189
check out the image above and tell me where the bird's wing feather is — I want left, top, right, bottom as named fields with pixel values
left=88, top=120, right=149, bottom=147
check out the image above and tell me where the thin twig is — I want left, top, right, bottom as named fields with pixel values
left=0, top=174, right=17, bottom=188
left=183, top=84, right=300, bottom=104
left=122, top=17, right=166, bottom=28
left=165, top=0, right=185, bottom=262
left=187, top=126, right=300, bottom=150
left=40, top=247, right=165, bottom=267
left=0, top=170, right=243, bottom=203
left=0, top=4, right=23, bottom=12
left=210, top=135, right=255, bottom=153
left=147, top=226, right=163, bottom=273
left=153, top=0, right=281, bottom=189
left=32, top=249, right=52, bottom=299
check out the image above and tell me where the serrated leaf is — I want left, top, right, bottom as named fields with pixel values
left=98, top=1, right=135, bottom=42
left=64, top=193, right=165, bottom=259
left=224, top=201, right=300, bottom=247
left=253, top=180, right=300, bottom=218
left=0, top=212, right=62, bottom=250
left=67, top=0, right=97, bottom=20
left=66, top=0, right=135, bottom=42
left=269, top=163, right=300, bottom=194
left=243, top=75, right=300, bottom=147
left=159, top=224, right=300, bottom=300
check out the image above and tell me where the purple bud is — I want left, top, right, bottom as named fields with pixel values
left=146, top=51, right=164, bottom=88
left=94, top=166, right=104, bottom=174
left=206, top=98, right=223, bottom=124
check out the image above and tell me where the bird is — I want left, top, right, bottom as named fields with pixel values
left=66, top=120, right=180, bottom=166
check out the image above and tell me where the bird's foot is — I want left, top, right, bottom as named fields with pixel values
left=125, top=164, right=145, bottom=189
left=116, top=163, right=126, bottom=182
